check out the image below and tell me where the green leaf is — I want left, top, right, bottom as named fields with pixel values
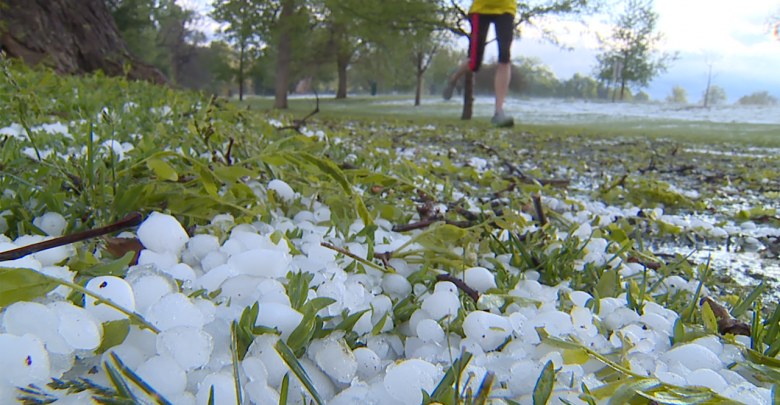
left=431, top=351, right=473, bottom=403
left=95, top=320, right=130, bottom=355
left=334, top=309, right=370, bottom=332
left=673, top=318, right=685, bottom=345
left=200, top=166, right=219, bottom=199
left=213, top=165, right=255, bottom=183
left=103, top=359, right=137, bottom=401
left=355, top=194, right=374, bottom=226
left=563, top=349, right=590, bottom=365
left=772, top=383, right=779, bottom=405
left=280, top=373, right=289, bottom=405
left=731, top=282, right=767, bottom=318
left=0, top=267, right=59, bottom=306
left=636, top=390, right=713, bottom=405
left=298, top=152, right=352, bottom=195
left=607, top=378, right=662, bottom=405
left=147, top=158, right=178, bottom=181
left=286, top=297, right=336, bottom=352
left=274, top=339, right=324, bottom=405
left=286, top=271, right=314, bottom=311
left=533, top=360, right=555, bottom=405
left=595, top=269, right=618, bottom=298
left=372, top=311, right=389, bottom=336
left=433, top=224, right=469, bottom=241
left=113, top=184, right=145, bottom=215
left=701, top=301, right=718, bottom=334
left=79, top=252, right=135, bottom=278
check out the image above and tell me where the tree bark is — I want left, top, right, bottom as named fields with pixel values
left=336, top=52, right=349, bottom=99
left=620, top=78, right=626, bottom=101
left=703, top=64, right=712, bottom=107
left=238, top=42, right=245, bottom=101
left=0, top=0, right=169, bottom=85
left=415, top=73, right=423, bottom=107
left=461, top=70, right=474, bottom=120
left=274, top=0, right=295, bottom=109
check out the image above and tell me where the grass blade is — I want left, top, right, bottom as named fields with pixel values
left=472, top=372, right=495, bottom=405
left=103, top=360, right=137, bottom=402
left=280, top=373, right=289, bottom=405
left=208, top=386, right=215, bottom=405
left=731, top=282, right=766, bottom=318
left=231, top=321, right=244, bottom=405
left=274, top=338, right=324, bottom=405
left=109, top=352, right=173, bottom=405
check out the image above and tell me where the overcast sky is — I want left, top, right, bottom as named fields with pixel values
left=183, top=0, right=779, bottom=103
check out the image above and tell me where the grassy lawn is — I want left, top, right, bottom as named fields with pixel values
left=241, top=94, right=780, bottom=146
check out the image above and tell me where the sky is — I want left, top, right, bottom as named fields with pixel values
left=182, top=0, right=779, bottom=103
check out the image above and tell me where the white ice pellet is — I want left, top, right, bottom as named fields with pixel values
left=268, top=179, right=295, bottom=202
left=245, top=381, right=280, bottom=405
left=48, top=301, right=102, bottom=351
left=187, top=234, right=220, bottom=261
left=136, top=355, right=187, bottom=397
left=254, top=303, right=303, bottom=341
left=34, top=243, right=74, bottom=266
left=463, top=311, right=512, bottom=351
left=136, top=212, right=190, bottom=255
left=661, top=343, right=722, bottom=371
left=130, top=274, right=176, bottom=315
left=219, top=238, right=246, bottom=256
left=0, top=333, right=50, bottom=387
left=416, top=319, right=445, bottom=343
left=686, top=368, right=728, bottom=392
left=568, top=291, right=593, bottom=307
left=242, top=356, right=269, bottom=383
left=463, top=267, right=497, bottom=294
left=246, top=334, right=288, bottom=388
left=200, top=251, right=227, bottom=272
left=353, top=347, right=382, bottom=381
left=164, top=263, right=197, bottom=281
left=507, top=360, right=543, bottom=396
left=137, top=249, right=178, bottom=272
left=33, top=212, right=67, bottom=237
left=195, top=371, right=238, bottom=405
left=604, top=307, right=641, bottom=331
left=421, top=291, right=461, bottom=321
left=1, top=301, right=72, bottom=354
left=228, top=249, right=290, bottom=278
left=383, top=359, right=440, bottom=404
left=145, top=293, right=204, bottom=331
left=156, top=326, right=213, bottom=371
left=84, top=276, right=136, bottom=322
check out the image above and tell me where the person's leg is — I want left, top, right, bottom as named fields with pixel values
left=494, top=13, right=514, bottom=114
left=444, top=14, right=490, bottom=100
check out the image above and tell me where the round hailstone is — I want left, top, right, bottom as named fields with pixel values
left=463, top=267, right=497, bottom=294
left=246, top=335, right=288, bottom=388
left=227, top=249, right=290, bottom=278
left=200, top=251, right=227, bottom=272
left=85, top=276, right=136, bottom=322
left=254, top=303, right=303, bottom=341
left=187, top=234, right=220, bottom=261
left=416, top=319, right=445, bottom=344
left=102, top=344, right=148, bottom=371
left=2, top=301, right=72, bottom=355
left=130, top=274, right=176, bottom=315
left=383, top=359, right=440, bottom=404
left=156, top=326, right=213, bottom=371
left=136, top=355, right=187, bottom=397
left=268, top=179, right=295, bottom=202
left=245, top=381, right=280, bottom=405
left=196, top=371, right=239, bottom=405
left=145, top=293, right=204, bottom=331
left=353, top=347, right=382, bottom=381
left=164, top=263, right=197, bottom=282
left=136, top=212, right=189, bottom=255
left=313, top=337, right=358, bottom=384
left=569, top=291, right=593, bottom=307
left=462, top=311, right=512, bottom=351
left=661, top=343, right=722, bottom=371
left=48, top=302, right=102, bottom=351
left=381, top=273, right=412, bottom=300
left=242, top=357, right=269, bottom=383
left=0, top=334, right=50, bottom=387
left=34, top=243, right=74, bottom=267
left=421, top=291, right=461, bottom=321
left=137, top=249, right=178, bottom=273
left=507, top=360, right=543, bottom=396
left=686, top=368, right=728, bottom=392
left=32, top=212, right=67, bottom=237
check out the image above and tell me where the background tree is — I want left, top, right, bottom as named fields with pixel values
left=738, top=91, right=779, bottom=106
left=409, top=32, right=444, bottom=106
left=1, top=0, right=168, bottom=84
left=665, top=84, right=688, bottom=104
left=593, top=0, right=677, bottom=102
left=634, top=90, right=650, bottom=102
left=699, top=50, right=722, bottom=108
left=211, top=0, right=264, bottom=101
left=700, top=84, right=726, bottom=106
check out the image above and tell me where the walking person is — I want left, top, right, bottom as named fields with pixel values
left=443, top=0, right=516, bottom=128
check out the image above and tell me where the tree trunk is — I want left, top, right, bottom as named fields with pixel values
left=461, top=70, right=474, bottom=120
left=238, top=43, right=245, bottom=101
left=336, top=53, right=349, bottom=99
left=0, top=0, right=169, bottom=85
left=415, top=72, right=423, bottom=106
left=703, top=64, right=712, bottom=107
left=274, top=0, right=294, bottom=109
left=619, top=78, right=626, bottom=101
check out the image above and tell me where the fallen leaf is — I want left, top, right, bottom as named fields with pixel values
left=102, top=236, right=144, bottom=265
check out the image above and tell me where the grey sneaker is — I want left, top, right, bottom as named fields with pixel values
left=491, top=110, right=514, bottom=128
left=443, top=80, right=456, bottom=100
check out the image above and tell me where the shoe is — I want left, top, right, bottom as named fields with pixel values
left=442, top=81, right=456, bottom=100
left=491, top=110, right=514, bottom=128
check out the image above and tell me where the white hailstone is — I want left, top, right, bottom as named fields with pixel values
left=254, top=303, right=303, bottom=341
left=268, top=179, right=295, bottom=202
left=413, top=283, right=428, bottom=296
left=228, top=249, right=290, bottom=278
left=664, top=275, right=689, bottom=294
left=130, top=274, right=177, bottom=315
left=371, top=295, right=393, bottom=324
left=692, top=335, right=724, bottom=356
left=329, top=383, right=371, bottom=405
left=741, top=221, right=757, bottom=230
left=686, top=368, right=728, bottom=392
left=33, top=212, right=67, bottom=237
left=219, top=238, right=246, bottom=257
left=256, top=279, right=292, bottom=306
left=34, top=243, right=74, bottom=267
left=655, top=371, right=687, bottom=386
left=416, top=319, right=445, bottom=344
left=187, top=234, right=220, bottom=261
left=156, top=326, right=213, bottom=371
left=507, top=360, right=543, bottom=396
left=463, top=311, right=512, bottom=352
left=709, top=227, right=728, bottom=238
left=194, top=263, right=235, bottom=291
left=242, top=357, right=269, bottom=383
left=661, top=343, right=722, bottom=371
left=313, top=207, right=331, bottom=223
left=568, top=291, right=593, bottom=307
left=383, top=359, right=440, bottom=404
left=604, top=307, right=641, bottom=331
left=463, top=267, right=497, bottom=294
left=307, top=244, right=336, bottom=263
left=84, top=276, right=136, bottom=322
left=164, top=263, right=197, bottom=282
left=352, top=312, right=373, bottom=336
left=200, top=250, right=227, bottom=272
left=639, top=313, right=673, bottom=335
left=38, top=266, right=76, bottom=298
left=381, top=274, right=412, bottom=300
left=2, top=301, right=73, bottom=354
left=244, top=381, right=280, bottom=405
left=0, top=333, right=50, bottom=387
left=136, top=212, right=190, bottom=255
left=421, top=291, right=461, bottom=321
left=246, top=335, right=288, bottom=388
left=195, top=371, right=238, bottom=405
left=137, top=249, right=178, bottom=272
left=313, top=337, right=358, bottom=384
left=48, top=301, right=102, bottom=351
left=136, top=355, right=187, bottom=397
left=145, top=293, right=204, bottom=331
left=102, top=344, right=148, bottom=371
left=353, top=347, right=382, bottom=381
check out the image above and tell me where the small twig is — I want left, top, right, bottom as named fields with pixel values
left=531, top=195, right=547, bottom=226
left=320, top=242, right=394, bottom=273
left=626, top=256, right=661, bottom=270
left=391, top=218, right=474, bottom=233
left=276, top=88, right=320, bottom=133
left=0, top=212, right=144, bottom=261
left=436, top=274, right=480, bottom=303
left=225, top=137, right=235, bottom=166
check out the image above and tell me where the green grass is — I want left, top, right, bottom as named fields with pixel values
left=242, top=94, right=780, bottom=146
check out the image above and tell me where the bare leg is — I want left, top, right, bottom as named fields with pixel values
left=449, top=59, right=471, bottom=85
left=494, top=62, right=511, bottom=114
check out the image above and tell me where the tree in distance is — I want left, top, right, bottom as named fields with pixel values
left=666, top=85, right=688, bottom=104
left=700, top=85, right=726, bottom=106
left=593, top=0, right=678, bottom=102
left=738, top=91, right=779, bottom=106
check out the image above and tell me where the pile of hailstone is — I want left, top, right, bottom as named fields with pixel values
left=0, top=180, right=776, bottom=405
